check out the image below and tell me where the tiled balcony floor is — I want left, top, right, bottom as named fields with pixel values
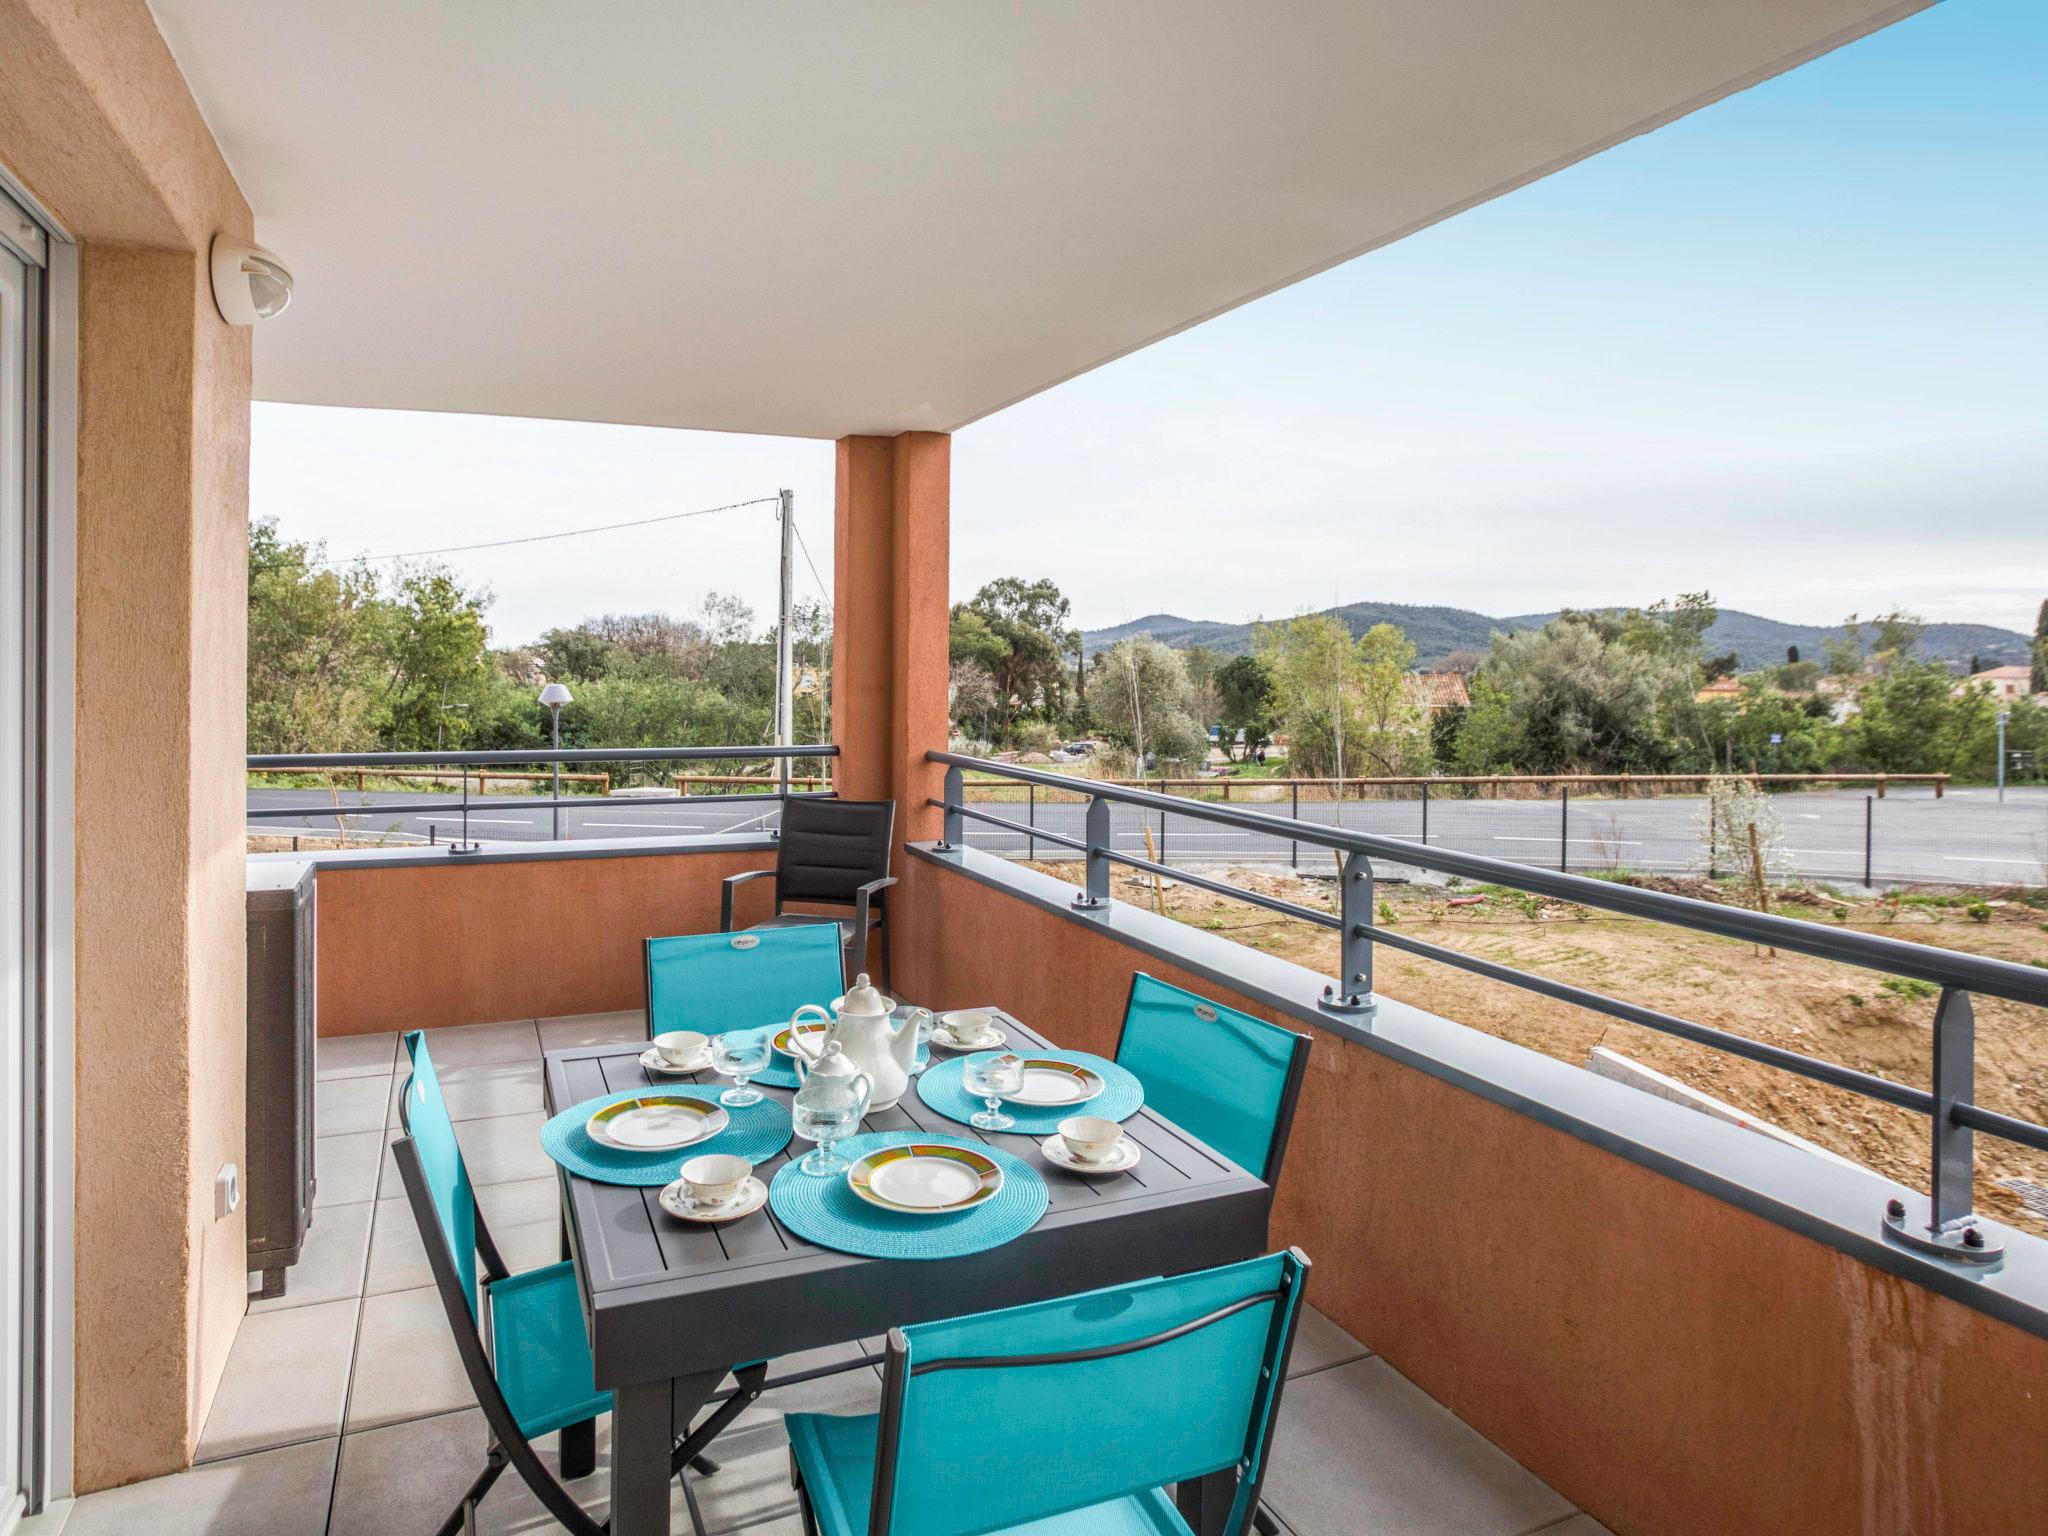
left=57, top=1014, right=1611, bottom=1536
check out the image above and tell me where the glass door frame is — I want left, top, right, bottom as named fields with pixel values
left=0, top=168, right=77, bottom=1523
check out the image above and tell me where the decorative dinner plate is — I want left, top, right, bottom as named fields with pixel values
left=846, top=1143, right=1004, bottom=1216
left=1040, top=1135, right=1141, bottom=1176
left=586, top=1095, right=730, bottom=1151
left=772, top=1020, right=832, bottom=1058
left=1000, top=1059, right=1105, bottom=1108
left=658, top=1176, right=768, bottom=1224
left=639, top=1046, right=713, bottom=1076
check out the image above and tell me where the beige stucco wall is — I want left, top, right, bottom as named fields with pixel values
left=1, top=0, right=253, bottom=1490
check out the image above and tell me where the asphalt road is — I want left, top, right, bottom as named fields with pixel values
left=248, top=783, right=2048, bottom=889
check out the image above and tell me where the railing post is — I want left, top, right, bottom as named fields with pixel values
left=1884, top=987, right=2002, bottom=1262
left=1075, top=794, right=1112, bottom=911
left=1863, top=794, right=1874, bottom=887
left=1027, top=782, right=1036, bottom=861
left=1559, top=786, right=1570, bottom=873
left=1420, top=781, right=1429, bottom=845
left=1321, top=850, right=1377, bottom=1017
left=937, top=765, right=964, bottom=851
left=1290, top=783, right=1299, bottom=870
left=450, top=765, right=480, bottom=855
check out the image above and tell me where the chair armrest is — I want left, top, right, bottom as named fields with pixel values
left=849, top=877, right=895, bottom=966
left=721, top=868, right=775, bottom=932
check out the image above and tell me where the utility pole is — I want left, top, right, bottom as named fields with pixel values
left=1997, top=710, right=2010, bottom=804
left=774, top=488, right=795, bottom=781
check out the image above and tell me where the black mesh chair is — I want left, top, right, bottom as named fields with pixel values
left=720, top=797, right=896, bottom=987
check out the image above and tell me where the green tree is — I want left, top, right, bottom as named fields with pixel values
left=1352, top=623, right=1429, bottom=775
left=952, top=577, right=1073, bottom=735
left=1460, top=613, right=1687, bottom=774
left=1085, top=635, right=1206, bottom=769
left=246, top=518, right=383, bottom=752
left=1844, top=659, right=1990, bottom=773
left=1181, top=645, right=1223, bottom=734
left=537, top=625, right=622, bottom=682
left=1214, top=653, right=1276, bottom=758
left=1256, top=615, right=1429, bottom=778
left=2033, top=599, right=2047, bottom=695
left=371, top=565, right=494, bottom=750
left=948, top=659, right=1000, bottom=743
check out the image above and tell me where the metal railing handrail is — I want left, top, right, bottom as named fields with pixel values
left=960, top=769, right=1952, bottom=794
left=929, top=749, right=2048, bottom=1264
left=247, top=744, right=839, bottom=841
left=249, top=745, right=836, bottom=769
left=930, top=753, right=2047, bottom=1008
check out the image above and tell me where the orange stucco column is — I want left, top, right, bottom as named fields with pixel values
left=3, top=0, right=254, bottom=1491
left=833, top=432, right=950, bottom=846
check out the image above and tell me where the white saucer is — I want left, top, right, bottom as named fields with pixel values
left=640, top=1045, right=713, bottom=1076
left=1040, top=1136, right=1141, bottom=1176
left=658, top=1175, right=768, bottom=1225
left=931, top=1025, right=1008, bottom=1052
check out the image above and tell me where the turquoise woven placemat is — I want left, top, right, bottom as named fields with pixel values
left=723, top=1025, right=931, bottom=1091
left=767, top=1131, right=1048, bottom=1260
left=916, top=1050, right=1142, bottom=1134
left=540, top=1086, right=792, bottom=1186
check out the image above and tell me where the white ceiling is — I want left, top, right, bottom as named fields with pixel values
left=150, top=1, right=1923, bottom=440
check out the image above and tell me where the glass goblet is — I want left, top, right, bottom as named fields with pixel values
left=792, top=1097, right=860, bottom=1176
left=710, top=1031, right=769, bottom=1108
left=962, top=1052, right=1023, bottom=1132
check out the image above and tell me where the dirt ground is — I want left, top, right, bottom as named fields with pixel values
left=247, top=834, right=383, bottom=852
left=1027, top=860, right=2048, bottom=1239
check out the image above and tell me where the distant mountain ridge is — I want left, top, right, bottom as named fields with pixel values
left=1081, top=603, right=2033, bottom=673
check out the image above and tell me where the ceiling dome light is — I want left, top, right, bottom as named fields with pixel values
left=210, top=235, right=294, bottom=325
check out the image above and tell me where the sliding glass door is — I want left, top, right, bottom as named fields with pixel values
left=0, top=180, right=46, bottom=1529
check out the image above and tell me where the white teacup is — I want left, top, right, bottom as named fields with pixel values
left=941, top=1009, right=995, bottom=1044
left=654, top=1030, right=710, bottom=1066
left=1059, top=1116, right=1123, bottom=1164
left=678, top=1153, right=750, bottom=1208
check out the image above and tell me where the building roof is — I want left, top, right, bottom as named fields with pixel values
left=1404, top=671, right=1471, bottom=712
left=147, top=0, right=1924, bottom=438
left=1972, top=666, right=2035, bottom=681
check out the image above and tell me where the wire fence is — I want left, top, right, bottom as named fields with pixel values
left=245, top=746, right=838, bottom=851
left=957, top=782, right=2048, bottom=890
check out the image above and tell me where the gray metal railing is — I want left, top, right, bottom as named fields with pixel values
left=929, top=750, right=2048, bottom=1265
left=249, top=744, right=838, bottom=848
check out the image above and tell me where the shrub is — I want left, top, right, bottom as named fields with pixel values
left=1011, top=720, right=1061, bottom=755
left=1966, top=900, right=1992, bottom=924
left=1879, top=976, right=1939, bottom=1002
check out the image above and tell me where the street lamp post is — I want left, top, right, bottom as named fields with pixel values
left=1997, top=709, right=2010, bottom=804
left=539, top=683, right=573, bottom=839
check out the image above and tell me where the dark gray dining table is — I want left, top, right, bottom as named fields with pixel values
left=542, top=1005, right=1272, bottom=1536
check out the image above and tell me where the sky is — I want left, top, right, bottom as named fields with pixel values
left=253, top=0, right=2047, bottom=647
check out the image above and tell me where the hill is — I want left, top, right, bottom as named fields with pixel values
left=1082, top=603, right=2032, bottom=672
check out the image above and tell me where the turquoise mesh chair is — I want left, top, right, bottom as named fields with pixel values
left=394, top=1032, right=769, bottom=1536
left=645, top=924, right=847, bottom=1039
left=786, top=1250, right=1311, bottom=1536
left=1114, top=975, right=1311, bottom=1186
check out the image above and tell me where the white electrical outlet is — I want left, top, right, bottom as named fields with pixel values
left=216, top=1162, right=240, bottom=1219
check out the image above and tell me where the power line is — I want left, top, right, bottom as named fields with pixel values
left=330, top=495, right=781, bottom=565
left=789, top=514, right=830, bottom=604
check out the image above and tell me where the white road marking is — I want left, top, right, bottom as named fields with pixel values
left=1493, top=835, right=1641, bottom=846
left=584, top=820, right=706, bottom=830
left=1942, top=856, right=2042, bottom=866
left=416, top=816, right=530, bottom=825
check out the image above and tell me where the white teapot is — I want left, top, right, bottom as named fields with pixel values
left=787, top=973, right=928, bottom=1112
